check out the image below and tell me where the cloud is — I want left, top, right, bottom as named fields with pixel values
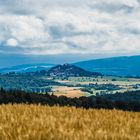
left=89, top=0, right=140, bottom=14
left=0, top=0, right=140, bottom=56
left=6, top=38, right=18, bottom=46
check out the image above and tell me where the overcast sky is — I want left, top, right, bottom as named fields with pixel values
left=0, top=0, right=140, bottom=67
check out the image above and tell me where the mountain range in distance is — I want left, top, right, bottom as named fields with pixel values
left=74, top=55, right=140, bottom=76
left=0, top=55, right=140, bottom=76
left=0, top=63, right=55, bottom=73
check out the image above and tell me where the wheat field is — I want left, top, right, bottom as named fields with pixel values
left=0, top=104, right=140, bottom=140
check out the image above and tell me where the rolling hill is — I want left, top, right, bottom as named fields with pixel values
left=74, top=55, right=140, bottom=76
left=47, top=64, right=102, bottom=77
left=0, top=64, right=55, bottom=73
left=1, top=55, right=140, bottom=77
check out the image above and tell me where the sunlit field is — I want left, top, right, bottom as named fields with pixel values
left=0, top=104, right=140, bottom=140
left=53, top=76, right=140, bottom=96
left=52, top=86, right=90, bottom=98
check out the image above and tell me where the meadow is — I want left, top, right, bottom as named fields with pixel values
left=0, top=104, right=140, bottom=140
left=1, top=74, right=140, bottom=98
left=53, top=76, right=140, bottom=97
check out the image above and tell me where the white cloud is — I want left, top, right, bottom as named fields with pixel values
left=0, top=0, right=140, bottom=56
left=6, top=38, right=18, bottom=46
left=123, top=0, right=139, bottom=8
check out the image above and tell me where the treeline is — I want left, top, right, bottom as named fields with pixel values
left=0, top=75, right=62, bottom=91
left=0, top=88, right=140, bottom=112
left=101, top=90, right=140, bottom=101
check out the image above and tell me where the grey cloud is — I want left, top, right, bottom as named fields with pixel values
left=48, top=24, right=97, bottom=40
left=0, top=0, right=140, bottom=55
left=89, top=0, right=139, bottom=14
left=120, top=25, right=140, bottom=35
left=0, top=0, right=87, bottom=15
left=48, top=24, right=75, bottom=39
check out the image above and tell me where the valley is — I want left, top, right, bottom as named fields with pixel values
left=0, top=64, right=140, bottom=98
left=52, top=76, right=140, bottom=97
left=1, top=1, right=140, bottom=139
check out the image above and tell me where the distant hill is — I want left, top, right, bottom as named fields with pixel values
left=74, top=55, right=140, bottom=76
left=0, top=64, right=55, bottom=73
left=1, top=55, right=140, bottom=76
left=47, top=64, right=102, bottom=77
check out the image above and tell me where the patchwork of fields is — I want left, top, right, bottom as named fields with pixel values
left=1, top=74, right=140, bottom=98
left=0, top=104, right=139, bottom=140
left=52, top=76, right=140, bottom=97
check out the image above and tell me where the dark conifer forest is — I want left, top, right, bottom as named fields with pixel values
left=0, top=88, right=140, bottom=112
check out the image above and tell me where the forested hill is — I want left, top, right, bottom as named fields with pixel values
left=74, top=55, right=140, bottom=76
left=1, top=55, right=140, bottom=77
left=47, top=64, right=102, bottom=77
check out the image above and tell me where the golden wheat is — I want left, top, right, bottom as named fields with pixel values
left=0, top=104, right=140, bottom=140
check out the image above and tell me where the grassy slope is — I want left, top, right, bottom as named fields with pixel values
left=0, top=104, right=140, bottom=140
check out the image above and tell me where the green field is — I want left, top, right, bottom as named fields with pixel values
left=0, top=74, right=140, bottom=98
left=52, top=76, right=140, bottom=97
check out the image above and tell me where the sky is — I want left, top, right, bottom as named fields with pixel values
left=0, top=0, right=140, bottom=67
